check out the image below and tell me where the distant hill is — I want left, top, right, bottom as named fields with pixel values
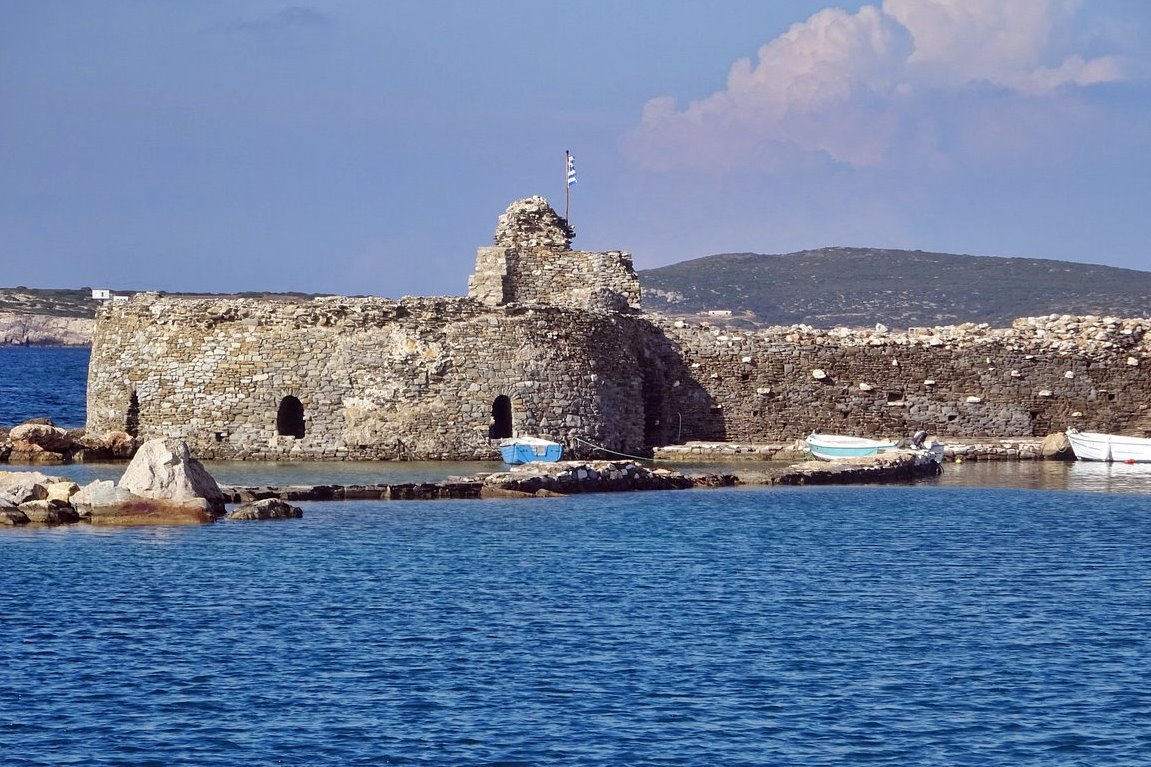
left=639, top=247, right=1151, bottom=328
left=8, top=247, right=1151, bottom=332
left=0, top=287, right=109, bottom=318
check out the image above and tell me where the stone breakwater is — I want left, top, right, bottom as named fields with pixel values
left=216, top=454, right=943, bottom=504
left=2, top=454, right=948, bottom=527
left=220, top=460, right=698, bottom=503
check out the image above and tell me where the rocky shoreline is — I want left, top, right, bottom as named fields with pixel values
left=0, top=417, right=1074, bottom=529
left=3, top=436, right=947, bottom=527
left=0, top=312, right=93, bottom=346
left=0, top=421, right=138, bottom=465
left=2, top=416, right=1077, bottom=468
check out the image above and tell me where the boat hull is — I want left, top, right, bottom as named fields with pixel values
left=806, top=433, right=944, bottom=463
left=805, top=434, right=899, bottom=461
left=500, top=439, right=563, bottom=465
left=1066, top=429, right=1151, bottom=463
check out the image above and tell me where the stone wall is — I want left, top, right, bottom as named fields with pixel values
left=85, top=194, right=1151, bottom=459
left=86, top=295, right=655, bottom=460
left=652, top=315, right=1151, bottom=442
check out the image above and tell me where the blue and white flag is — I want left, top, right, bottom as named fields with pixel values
left=566, top=153, right=577, bottom=186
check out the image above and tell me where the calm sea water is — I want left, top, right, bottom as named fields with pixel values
left=0, top=345, right=90, bottom=428
left=4, top=349, right=1151, bottom=765
left=3, top=488, right=1151, bottom=766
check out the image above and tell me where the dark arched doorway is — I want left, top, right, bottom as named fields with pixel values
left=276, top=395, right=305, bottom=438
left=489, top=395, right=513, bottom=439
left=126, top=390, right=140, bottom=437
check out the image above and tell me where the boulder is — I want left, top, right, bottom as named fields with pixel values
left=73, top=430, right=139, bottom=461
left=102, top=430, right=139, bottom=459
left=70, top=480, right=138, bottom=516
left=1040, top=431, right=1074, bottom=460
left=118, top=438, right=226, bottom=515
left=1, top=500, right=29, bottom=525
left=45, top=481, right=79, bottom=503
left=0, top=477, right=49, bottom=506
left=0, top=470, right=65, bottom=488
left=5, top=444, right=66, bottom=465
left=19, top=499, right=80, bottom=525
left=73, top=480, right=215, bottom=524
left=9, top=422, right=75, bottom=453
left=87, top=499, right=216, bottom=526
left=225, top=498, right=303, bottom=520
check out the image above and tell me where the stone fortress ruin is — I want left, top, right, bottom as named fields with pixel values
left=86, top=196, right=1151, bottom=460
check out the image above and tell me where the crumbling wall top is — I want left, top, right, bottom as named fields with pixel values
left=493, top=196, right=575, bottom=250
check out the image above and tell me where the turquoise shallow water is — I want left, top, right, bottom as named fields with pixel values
left=4, top=485, right=1151, bottom=766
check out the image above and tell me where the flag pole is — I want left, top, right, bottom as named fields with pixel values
left=564, top=150, right=571, bottom=222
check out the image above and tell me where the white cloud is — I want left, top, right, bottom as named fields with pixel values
left=624, top=0, right=1124, bottom=172
left=885, top=0, right=1122, bottom=92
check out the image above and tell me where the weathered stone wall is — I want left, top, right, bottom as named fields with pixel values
left=468, top=196, right=641, bottom=312
left=87, top=301, right=1151, bottom=458
left=86, top=295, right=654, bottom=460
left=651, top=315, right=1151, bottom=442
left=84, top=193, right=1151, bottom=460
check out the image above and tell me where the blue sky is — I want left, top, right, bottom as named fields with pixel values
left=2, top=1, right=1148, bottom=297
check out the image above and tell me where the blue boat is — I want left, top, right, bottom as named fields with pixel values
left=500, top=437, right=563, bottom=464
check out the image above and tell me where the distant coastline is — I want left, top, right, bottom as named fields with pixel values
left=0, top=312, right=93, bottom=346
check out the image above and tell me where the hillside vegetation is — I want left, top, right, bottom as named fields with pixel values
left=0, top=288, right=109, bottom=318
left=7, top=248, right=1151, bottom=332
left=639, top=247, right=1151, bottom=328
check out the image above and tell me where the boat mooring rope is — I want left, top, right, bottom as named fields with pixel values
left=570, top=435, right=655, bottom=462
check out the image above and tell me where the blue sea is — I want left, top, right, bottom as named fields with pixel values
left=3, top=348, right=1151, bottom=766
left=0, top=345, right=90, bottom=429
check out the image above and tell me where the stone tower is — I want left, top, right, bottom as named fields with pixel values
left=467, top=196, right=641, bottom=312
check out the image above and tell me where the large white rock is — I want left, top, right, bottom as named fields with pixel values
left=70, top=480, right=140, bottom=515
left=0, top=477, right=49, bottom=505
left=9, top=423, right=74, bottom=452
left=118, top=438, right=226, bottom=515
left=0, top=470, right=66, bottom=490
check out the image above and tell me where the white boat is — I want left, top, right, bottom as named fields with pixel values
left=1065, top=429, right=1151, bottom=463
left=806, top=431, right=944, bottom=462
left=805, top=433, right=899, bottom=460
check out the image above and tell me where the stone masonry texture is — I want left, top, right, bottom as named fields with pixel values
left=86, top=197, right=1151, bottom=460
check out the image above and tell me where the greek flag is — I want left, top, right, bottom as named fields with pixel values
left=566, top=153, right=577, bottom=186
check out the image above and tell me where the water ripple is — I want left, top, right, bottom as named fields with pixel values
left=4, top=487, right=1151, bottom=765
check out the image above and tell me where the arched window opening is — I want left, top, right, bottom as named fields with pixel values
left=125, top=390, right=140, bottom=437
left=277, top=396, right=306, bottom=438
left=489, top=395, right=513, bottom=439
